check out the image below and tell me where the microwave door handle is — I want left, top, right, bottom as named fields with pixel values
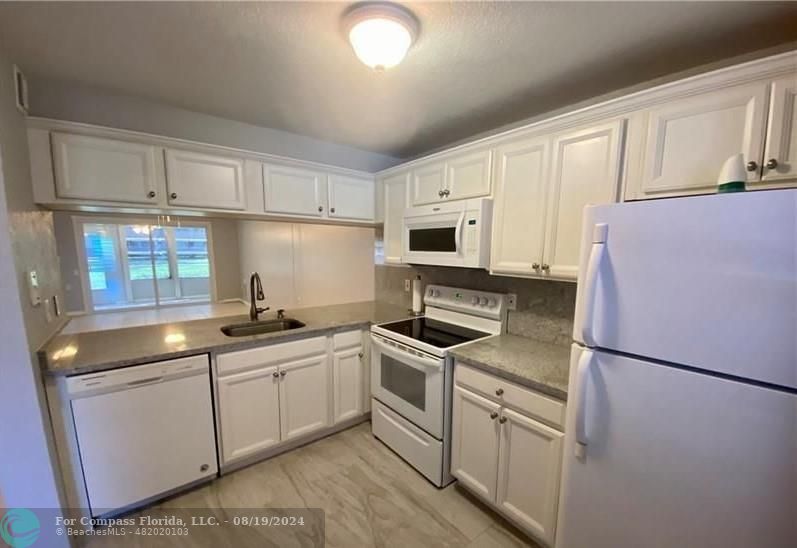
left=454, top=210, right=466, bottom=254
left=372, top=336, right=442, bottom=370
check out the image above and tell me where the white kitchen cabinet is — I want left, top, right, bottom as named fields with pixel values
left=217, top=365, right=281, bottom=463
left=51, top=132, right=160, bottom=204
left=328, top=174, right=375, bottom=221
left=332, top=344, right=364, bottom=424
left=762, top=75, right=797, bottom=183
left=446, top=149, right=492, bottom=201
left=382, top=172, right=409, bottom=264
left=278, top=354, right=330, bottom=441
left=411, top=162, right=447, bottom=205
left=164, top=149, right=245, bottom=210
left=496, top=407, right=564, bottom=547
left=263, top=163, right=326, bottom=217
left=543, top=120, right=624, bottom=280
left=635, top=81, right=769, bottom=198
left=452, top=363, right=566, bottom=547
left=451, top=386, right=501, bottom=501
left=490, top=135, right=551, bottom=276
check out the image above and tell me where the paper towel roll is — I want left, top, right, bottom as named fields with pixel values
left=412, top=276, right=423, bottom=315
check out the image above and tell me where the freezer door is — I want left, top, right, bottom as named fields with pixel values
left=573, top=189, right=797, bottom=389
left=557, top=345, right=797, bottom=548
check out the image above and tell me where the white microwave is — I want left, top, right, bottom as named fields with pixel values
left=402, top=198, right=492, bottom=268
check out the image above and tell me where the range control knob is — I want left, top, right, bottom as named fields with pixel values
left=428, top=288, right=435, bottom=297
left=471, top=296, right=479, bottom=305
left=479, top=297, right=488, bottom=306
left=487, top=298, right=496, bottom=308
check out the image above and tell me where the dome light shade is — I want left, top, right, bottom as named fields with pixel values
left=344, top=3, right=418, bottom=71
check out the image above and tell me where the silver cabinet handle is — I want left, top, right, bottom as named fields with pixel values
left=443, top=188, right=450, bottom=197
left=746, top=161, right=758, bottom=172
left=358, top=352, right=364, bottom=358
left=438, top=190, right=444, bottom=197
left=272, top=371, right=279, bottom=378
left=330, top=207, right=336, bottom=213
left=170, top=192, right=178, bottom=199
left=200, top=464, right=209, bottom=472
left=541, top=264, right=550, bottom=272
left=318, top=205, right=323, bottom=212
left=280, top=370, right=287, bottom=377
left=532, top=262, right=540, bottom=270
left=499, top=416, right=507, bottom=424
left=147, top=191, right=156, bottom=198
left=766, top=158, right=778, bottom=170
left=495, top=388, right=504, bottom=396
left=489, top=411, right=498, bottom=420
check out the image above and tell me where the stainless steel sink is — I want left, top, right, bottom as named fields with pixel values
left=220, top=318, right=306, bottom=337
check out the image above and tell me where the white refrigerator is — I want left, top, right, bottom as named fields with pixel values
left=557, top=190, right=796, bottom=548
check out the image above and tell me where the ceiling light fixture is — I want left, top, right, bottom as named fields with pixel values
left=344, top=2, right=419, bottom=71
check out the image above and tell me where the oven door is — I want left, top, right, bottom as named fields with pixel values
left=371, top=334, right=445, bottom=438
left=402, top=208, right=466, bottom=266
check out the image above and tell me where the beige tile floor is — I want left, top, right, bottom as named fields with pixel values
left=88, top=422, right=540, bottom=547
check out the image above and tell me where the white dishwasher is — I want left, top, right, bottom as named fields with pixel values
left=67, top=355, right=218, bottom=517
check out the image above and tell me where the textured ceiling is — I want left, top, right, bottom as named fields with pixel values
left=0, top=2, right=795, bottom=158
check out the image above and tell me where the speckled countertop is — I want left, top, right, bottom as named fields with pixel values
left=450, top=334, right=571, bottom=401
left=40, top=301, right=411, bottom=377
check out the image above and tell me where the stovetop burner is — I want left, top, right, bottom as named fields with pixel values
left=376, top=317, right=490, bottom=349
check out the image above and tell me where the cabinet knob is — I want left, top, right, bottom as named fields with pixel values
left=499, top=416, right=507, bottom=424
left=272, top=371, right=280, bottom=378
left=170, top=192, right=178, bottom=199
left=489, top=411, right=498, bottom=420
left=766, top=158, right=778, bottom=170
left=358, top=352, right=364, bottom=358
left=495, top=388, right=504, bottom=396
left=318, top=205, right=323, bottom=212
left=746, top=161, right=758, bottom=172
left=438, top=190, right=444, bottom=197
left=541, top=264, right=550, bottom=272
left=200, top=464, right=209, bottom=472
left=532, top=262, right=540, bottom=270
left=330, top=207, right=336, bottom=213
left=443, top=188, right=450, bottom=197
left=147, top=191, right=156, bottom=199
left=280, top=370, right=287, bottom=377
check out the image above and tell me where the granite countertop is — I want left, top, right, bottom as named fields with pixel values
left=41, top=301, right=411, bottom=377
left=450, top=334, right=571, bottom=401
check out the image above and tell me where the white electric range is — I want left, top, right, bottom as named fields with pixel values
left=370, top=285, right=507, bottom=486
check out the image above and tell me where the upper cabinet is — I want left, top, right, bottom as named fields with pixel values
left=328, top=174, right=375, bottom=221
left=762, top=75, right=797, bottom=183
left=490, top=120, right=624, bottom=281
left=164, top=148, right=245, bottom=210
left=411, top=149, right=492, bottom=206
left=51, top=132, right=160, bottom=204
left=382, top=172, right=409, bottom=264
left=263, top=164, right=326, bottom=217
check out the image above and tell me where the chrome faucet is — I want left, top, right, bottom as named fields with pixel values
left=249, top=272, right=269, bottom=321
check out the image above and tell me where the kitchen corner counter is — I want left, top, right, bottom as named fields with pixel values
left=40, top=301, right=411, bottom=377
left=450, top=334, right=570, bottom=401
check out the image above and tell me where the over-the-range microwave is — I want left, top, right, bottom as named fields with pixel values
left=402, top=198, right=492, bottom=268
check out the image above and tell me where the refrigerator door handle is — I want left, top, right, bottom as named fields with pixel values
left=574, top=348, right=595, bottom=457
left=580, top=223, right=608, bottom=347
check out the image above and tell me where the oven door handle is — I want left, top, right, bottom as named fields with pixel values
left=372, top=336, right=443, bottom=371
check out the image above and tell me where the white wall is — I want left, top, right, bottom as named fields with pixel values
left=29, top=78, right=401, bottom=173
left=0, top=51, right=67, bottom=527
left=238, top=221, right=375, bottom=310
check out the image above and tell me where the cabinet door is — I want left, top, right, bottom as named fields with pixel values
left=332, top=346, right=364, bottom=423
left=411, top=162, right=446, bottom=205
left=51, top=132, right=159, bottom=204
left=328, top=174, right=375, bottom=221
left=451, top=386, right=501, bottom=501
left=263, top=164, right=326, bottom=217
left=278, top=354, right=330, bottom=441
left=496, top=408, right=564, bottom=546
left=762, top=75, right=797, bottom=184
left=446, top=149, right=492, bottom=201
left=543, top=120, right=624, bottom=280
left=217, top=366, right=281, bottom=464
left=638, top=81, right=769, bottom=197
left=383, top=172, right=409, bottom=264
left=490, top=135, right=550, bottom=276
left=164, top=149, right=245, bottom=210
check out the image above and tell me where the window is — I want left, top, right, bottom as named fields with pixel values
left=79, top=219, right=213, bottom=311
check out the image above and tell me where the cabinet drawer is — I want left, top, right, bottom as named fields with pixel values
left=455, top=363, right=565, bottom=430
left=333, top=330, right=362, bottom=350
left=217, top=336, right=327, bottom=376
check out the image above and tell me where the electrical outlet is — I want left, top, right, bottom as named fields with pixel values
left=506, top=293, right=518, bottom=311
left=404, top=279, right=411, bottom=292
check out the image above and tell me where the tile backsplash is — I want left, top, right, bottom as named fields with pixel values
left=375, top=264, right=576, bottom=347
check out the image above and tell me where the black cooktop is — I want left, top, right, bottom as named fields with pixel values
left=378, top=317, right=490, bottom=349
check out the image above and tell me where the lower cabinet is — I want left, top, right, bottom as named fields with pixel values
left=215, top=330, right=366, bottom=466
left=451, top=363, right=565, bottom=547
